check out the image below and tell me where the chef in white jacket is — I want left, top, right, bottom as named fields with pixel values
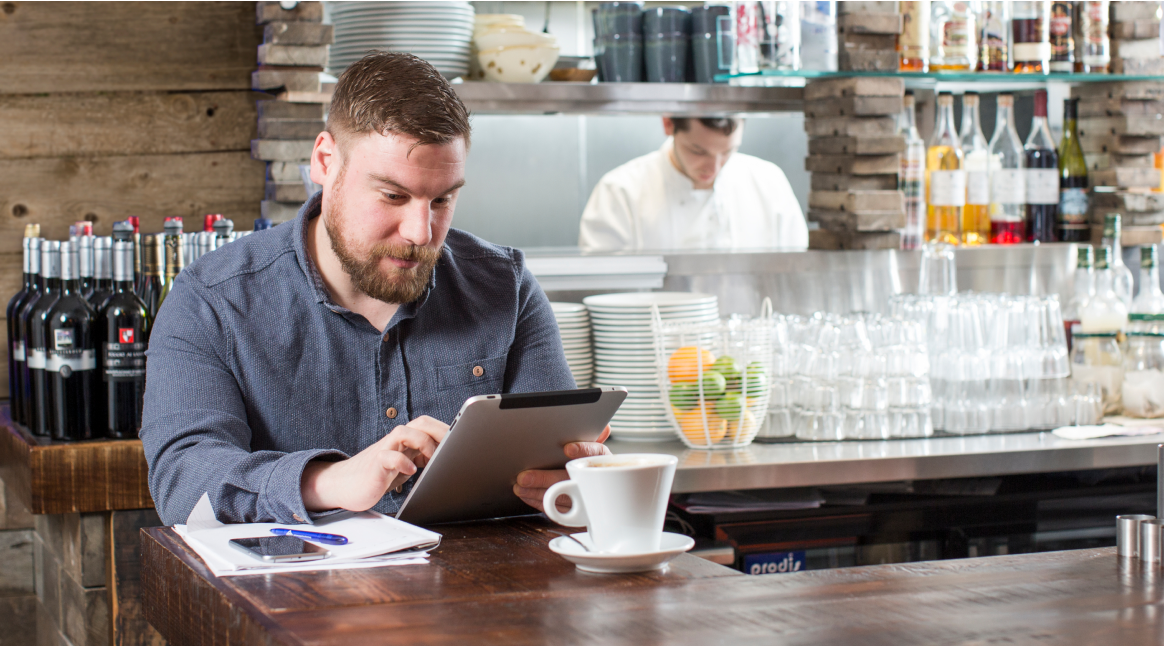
left=578, top=116, right=807, bottom=252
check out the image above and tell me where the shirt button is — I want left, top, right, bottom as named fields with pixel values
left=394, top=485, right=403, bottom=494
left=292, top=513, right=304, bottom=522
left=386, top=407, right=398, bottom=419
left=473, top=365, right=484, bottom=377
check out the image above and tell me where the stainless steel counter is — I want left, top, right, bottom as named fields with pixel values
left=606, top=432, right=1164, bottom=493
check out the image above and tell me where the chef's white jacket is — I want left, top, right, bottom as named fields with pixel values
left=578, top=138, right=808, bottom=252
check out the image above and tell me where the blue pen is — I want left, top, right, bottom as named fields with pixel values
left=270, top=528, right=349, bottom=545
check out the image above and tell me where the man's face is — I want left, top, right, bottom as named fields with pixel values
left=318, top=131, right=466, bottom=304
left=664, top=118, right=743, bottom=189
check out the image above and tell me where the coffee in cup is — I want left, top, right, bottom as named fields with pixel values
left=542, top=453, right=678, bottom=554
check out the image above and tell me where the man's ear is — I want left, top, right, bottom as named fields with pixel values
left=662, top=116, right=675, bottom=137
left=311, top=130, right=339, bottom=187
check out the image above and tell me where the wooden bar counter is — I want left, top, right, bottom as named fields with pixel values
left=142, top=516, right=1164, bottom=645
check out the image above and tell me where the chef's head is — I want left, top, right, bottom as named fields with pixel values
left=663, top=117, right=744, bottom=190
left=310, top=52, right=471, bottom=303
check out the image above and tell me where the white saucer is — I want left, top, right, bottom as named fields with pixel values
left=548, top=532, right=695, bottom=574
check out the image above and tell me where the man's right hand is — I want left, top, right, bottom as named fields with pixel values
left=300, top=415, right=449, bottom=513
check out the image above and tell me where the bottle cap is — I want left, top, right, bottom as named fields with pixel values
left=127, top=216, right=140, bottom=233
left=1077, top=245, right=1094, bottom=268
left=213, top=219, right=235, bottom=236
left=164, top=218, right=184, bottom=235
left=23, top=224, right=40, bottom=238
left=1034, top=90, right=1048, bottom=117
left=1095, top=245, right=1112, bottom=269
left=203, top=214, right=223, bottom=232
left=112, top=221, right=135, bottom=241
left=1143, top=245, right=1159, bottom=269
left=74, top=221, right=93, bottom=236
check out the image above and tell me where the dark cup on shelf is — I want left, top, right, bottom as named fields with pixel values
left=691, top=5, right=729, bottom=34
left=645, top=32, right=689, bottom=82
left=691, top=5, right=732, bottom=83
left=600, top=32, right=644, bottom=82
left=595, top=1, right=644, bottom=38
left=643, top=6, right=691, bottom=36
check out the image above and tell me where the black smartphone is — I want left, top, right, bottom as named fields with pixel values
left=228, top=536, right=333, bottom=563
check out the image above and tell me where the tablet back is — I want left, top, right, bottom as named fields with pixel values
left=395, top=387, right=627, bottom=527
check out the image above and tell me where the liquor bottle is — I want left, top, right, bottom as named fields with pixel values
left=900, top=93, right=926, bottom=250
left=138, top=235, right=165, bottom=319
left=26, top=241, right=62, bottom=436
left=213, top=219, right=235, bottom=251
left=7, top=226, right=40, bottom=425
left=45, top=241, right=96, bottom=441
left=1012, top=1, right=1050, bottom=73
left=78, top=233, right=94, bottom=299
left=960, top=92, right=990, bottom=245
left=253, top=217, right=273, bottom=231
left=127, top=215, right=142, bottom=292
left=926, top=93, right=964, bottom=245
left=800, top=1, right=836, bottom=72
left=159, top=220, right=185, bottom=310
left=759, top=1, right=800, bottom=70
left=931, top=1, right=976, bottom=71
left=1058, top=98, right=1090, bottom=243
left=1132, top=246, right=1164, bottom=315
left=1024, top=90, right=1059, bottom=243
left=988, top=93, right=1026, bottom=244
left=1063, top=245, right=1094, bottom=349
left=1102, top=213, right=1135, bottom=307
left=977, top=1, right=1009, bottom=71
left=898, top=1, right=931, bottom=71
left=1080, top=246, right=1128, bottom=333
left=95, top=239, right=151, bottom=439
left=88, top=236, right=115, bottom=312
left=1048, top=1, right=1073, bottom=72
left=1074, top=1, right=1109, bottom=73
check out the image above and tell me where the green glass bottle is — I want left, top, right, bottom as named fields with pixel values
left=1057, top=98, right=1089, bottom=242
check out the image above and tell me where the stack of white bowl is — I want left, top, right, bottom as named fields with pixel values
left=327, top=1, right=474, bottom=79
left=583, top=293, right=719, bottom=441
left=550, top=303, right=593, bottom=387
left=471, top=13, right=560, bottom=83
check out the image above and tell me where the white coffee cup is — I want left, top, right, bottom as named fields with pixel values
left=542, top=453, right=678, bottom=554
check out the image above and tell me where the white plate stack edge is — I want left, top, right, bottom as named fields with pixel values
left=327, top=1, right=474, bottom=78
left=550, top=303, right=593, bottom=388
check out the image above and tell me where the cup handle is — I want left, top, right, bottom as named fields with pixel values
left=542, top=480, right=588, bottom=527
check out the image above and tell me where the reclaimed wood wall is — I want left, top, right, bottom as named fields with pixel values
left=0, top=2, right=266, bottom=395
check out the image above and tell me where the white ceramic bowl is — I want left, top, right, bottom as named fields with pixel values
left=475, top=13, right=526, bottom=29
left=474, top=27, right=557, bottom=50
left=477, top=44, right=560, bottom=83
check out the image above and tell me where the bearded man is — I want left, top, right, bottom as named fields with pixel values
left=141, top=52, right=607, bottom=526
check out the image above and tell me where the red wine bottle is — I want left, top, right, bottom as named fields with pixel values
left=25, top=241, right=62, bottom=436
left=87, top=236, right=115, bottom=312
left=45, top=241, right=97, bottom=441
left=95, top=239, right=151, bottom=439
left=7, top=227, right=40, bottom=425
left=1024, top=90, right=1059, bottom=243
left=138, top=234, right=165, bottom=319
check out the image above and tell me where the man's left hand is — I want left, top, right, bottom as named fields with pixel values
left=514, top=425, right=611, bottom=513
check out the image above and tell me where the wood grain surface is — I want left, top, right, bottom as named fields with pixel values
left=142, top=520, right=1164, bottom=646
left=0, top=151, right=265, bottom=253
left=0, top=2, right=261, bottom=94
left=0, top=92, right=260, bottom=160
left=0, top=409, right=153, bottom=514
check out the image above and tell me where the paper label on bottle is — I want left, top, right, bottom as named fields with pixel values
left=899, top=1, right=928, bottom=49
left=1014, top=42, right=1052, bottom=62
left=929, top=170, right=966, bottom=206
left=46, top=349, right=95, bottom=375
left=103, top=340, right=147, bottom=380
left=991, top=169, right=1026, bottom=205
left=1059, top=188, right=1090, bottom=223
left=1026, top=168, right=1060, bottom=204
left=27, top=348, right=45, bottom=369
left=12, top=341, right=24, bottom=362
left=966, top=170, right=989, bottom=205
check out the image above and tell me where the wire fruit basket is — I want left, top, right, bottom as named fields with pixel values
left=652, top=299, right=775, bottom=449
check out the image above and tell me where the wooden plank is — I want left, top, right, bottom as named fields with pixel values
left=257, top=44, right=329, bottom=67
left=1128, top=211, right=1164, bottom=225
left=1091, top=224, right=1164, bottom=246
left=261, top=200, right=301, bottom=223
left=1091, top=167, right=1161, bottom=188
left=1113, top=38, right=1162, bottom=59
left=1112, top=20, right=1162, bottom=40
left=1091, top=190, right=1164, bottom=212
left=252, top=69, right=322, bottom=93
left=804, top=116, right=898, bottom=137
left=805, top=96, right=903, bottom=118
left=809, top=228, right=901, bottom=249
left=0, top=152, right=264, bottom=254
left=267, top=161, right=306, bottom=182
left=265, top=181, right=308, bottom=203
left=263, top=22, right=334, bottom=46
left=1111, top=57, right=1164, bottom=76
left=258, top=119, right=326, bottom=140
left=804, top=77, right=904, bottom=101
left=0, top=319, right=6, bottom=396
left=1071, top=81, right=1164, bottom=101
left=1078, top=133, right=1163, bottom=154
left=808, top=135, right=905, bottom=155
left=256, top=101, right=325, bottom=120
left=251, top=139, right=314, bottom=161
left=810, top=209, right=906, bottom=232
left=837, top=12, right=902, bottom=34
left=0, top=91, right=258, bottom=160
left=0, top=2, right=262, bottom=94
left=0, top=254, right=19, bottom=316
left=806, top=154, right=901, bottom=175
left=111, top=509, right=166, bottom=646
left=837, top=1, right=899, bottom=14
left=1076, top=96, right=1164, bottom=118
left=1079, top=116, right=1164, bottom=137
left=1112, top=1, right=1162, bottom=21
left=1085, top=152, right=1156, bottom=170
left=840, top=33, right=898, bottom=50
left=808, top=190, right=904, bottom=213
left=810, top=173, right=899, bottom=191
left=256, top=1, right=323, bottom=24
left=838, top=50, right=899, bottom=71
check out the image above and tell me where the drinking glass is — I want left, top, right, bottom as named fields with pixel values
left=918, top=242, right=958, bottom=296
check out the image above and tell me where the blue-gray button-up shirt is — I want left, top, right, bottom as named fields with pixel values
left=141, top=193, right=574, bottom=526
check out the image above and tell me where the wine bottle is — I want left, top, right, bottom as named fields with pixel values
left=1080, top=246, right=1128, bottom=333
left=1012, top=1, right=1050, bottom=73
left=931, top=0, right=976, bottom=71
left=959, top=92, right=990, bottom=246
left=1102, top=213, right=1135, bottom=307
left=158, top=220, right=185, bottom=310
left=1063, top=245, right=1094, bottom=350
left=1131, top=246, right=1164, bottom=315
left=1048, top=1, right=1074, bottom=72
left=7, top=226, right=40, bottom=425
left=977, top=1, right=1009, bottom=71
left=1075, top=1, right=1109, bottom=73
left=926, top=93, right=964, bottom=245
left=78, top=233, right=94, bottom=300
left=95, top=239, right=151, bottom=439
left=26, top=241, right=62, bottom=436
left=1058, top=98, right=1090, bottom=243
left=212, top=218, right=235, bottom=251
left=88, top=236, right=114, bottom=312
left=138, top=235, right=165, bottom=319
left=1024, top=90, right=1059, bottom=243
left=45, top=241, right=96, bottom=441
left=898, top=1, right=930, bottom=71
left=127, top=216, right=142, bottom=293
left=988, top=93, right=1026, bottom=244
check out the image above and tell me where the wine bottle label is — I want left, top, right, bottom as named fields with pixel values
left=46, top=349, right=96, bottom=375
left=1059, top=188, right=1090, bottom=223
left=27, top=348, right=46, bottom=369
left=929, top=170, right=966, bottom=206
left=899, top=1, right=928, bottom=49
left=12, top=340, right=24, bottom=362
left=991, top=169, right=1026, bottom=205
left=1026, top=168, right=1060, bottom=204
left=966, top=171, right=989, bottom=205
left=1013, top=42, right=1051, bottom=62
left=103, top=340, right=147, bottom=380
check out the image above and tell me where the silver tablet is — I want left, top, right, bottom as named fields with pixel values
left=395, top=387, right=628, bottom=527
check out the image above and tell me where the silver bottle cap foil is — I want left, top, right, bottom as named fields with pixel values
left=41, top=240, right=61, bottom=279
left=60, top=240, right=80, bottom=281
left=24, top=236, right=42, bottom=274
left=112, top=240, right=134, bottom=282
left=93, top=236, right=112, bottom=280
left=78, top=235, right=94, bottom=278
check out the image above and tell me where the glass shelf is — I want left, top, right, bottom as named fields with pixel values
left=716, top=69, right=1164, bottom=93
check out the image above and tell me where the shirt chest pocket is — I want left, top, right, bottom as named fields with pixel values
left=436, top=353, right=508, bottom=393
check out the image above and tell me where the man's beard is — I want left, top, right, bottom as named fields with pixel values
left=323, top=188, right=441, bottom=304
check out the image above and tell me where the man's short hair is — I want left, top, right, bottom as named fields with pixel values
left=671, top=117, right=743, bottom=137
left=327, top=52, right=472, bottom=152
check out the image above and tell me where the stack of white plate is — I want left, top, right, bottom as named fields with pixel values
left=551, top=303, right=593, bottom=387
left=583, top=293, right=719, bottom=442
left=327, top=2, right=474, bottom=79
